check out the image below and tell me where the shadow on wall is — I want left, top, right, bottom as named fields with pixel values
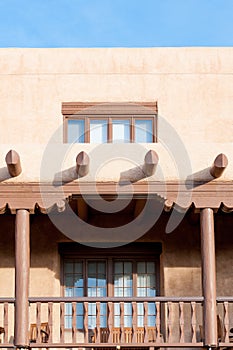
left=0, top=167, right=11, bottom=182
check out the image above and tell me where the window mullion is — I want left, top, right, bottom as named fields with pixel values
left=107, top=258, right=113, bottom=297
left=85, top=117, right=89, bottom=143
left=108, top=117, right=112, bottom=143
left=84, top=260, right=87, bottom=297
left=131, top=117, right=134, bottom=142
left=133, top=260, right=137, bottom=297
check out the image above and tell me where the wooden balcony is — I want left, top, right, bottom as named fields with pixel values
left=1, top=297, right=233, bottom=348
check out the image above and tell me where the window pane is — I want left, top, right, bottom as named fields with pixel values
left=147, top=262, right=155, bottom=273
left=98, top=262, right=106, bottom=274
left=137, top=303, right=144, bottom=315
left=115, top=262, right=123, bottom=274
left=74, top=275, right=83, bottom=287
left=112, top=120, right=130, bottom=143
left=124, top=262, right=132, bottom=274
left=135, top=119, right=153, bottom=142
left=76, top=316, right=83, bottom=329
left=147, top=274, right=155, bottom=287
left=74, top=262, right=83, bottom=273
left=90, top=120, right=107, bottom=143
left=68, top=120, right=85, bottom=143
left=148, top=315, right=156, bottom=326
left=137, top=288, right=146, bottom=296
left=64, top=262, right=73, bottom=273
left=137, top=262, right=145, bottom=274
left=65, top=276, right=74, bottom=287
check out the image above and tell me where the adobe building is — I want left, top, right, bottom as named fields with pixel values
left=0, top=48, right=233, bottom=349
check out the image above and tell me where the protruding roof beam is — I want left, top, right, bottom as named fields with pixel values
left=144, top=150, right=159, bottom=176
left=210, top=153, right=228, bottom=178
left=164, top=199, right=174, bottom=212
left=5, top=150, right=22, bottom=177
left=56, top=199, right=66, bottom=213
left=76, top=151, right=90, bottom=177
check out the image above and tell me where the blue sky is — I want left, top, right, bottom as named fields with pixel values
left=0, top=0, right=232, bottom=47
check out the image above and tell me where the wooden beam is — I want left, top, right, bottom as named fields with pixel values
left=200, top=208, right=217, bottom=347
left=144, top=150, right=159, bottom=176
left=210, top=153, right=228, bottom=178
left=56, top=199, right=66, bottom=213
left=163, top=199, right=174, bottom=212
left=76, top=151, right=90, bottom=177
left=14, top=209, right=30, bottom=349
left=77, top=198, right=88, bottom=222
left=5, top=150, right=22, bottom=177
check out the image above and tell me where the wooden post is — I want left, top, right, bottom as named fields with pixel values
left=200, top=208, right=217, bottom=347
left=14, top=209, right=30, bottom=349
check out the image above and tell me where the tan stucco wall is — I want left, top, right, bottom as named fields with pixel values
left=0, top=48, right=232, bottom=182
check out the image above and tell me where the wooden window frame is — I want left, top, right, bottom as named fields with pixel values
left=62, top=102, right=158, bottom=143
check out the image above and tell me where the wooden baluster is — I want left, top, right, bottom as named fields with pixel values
left=48, top=302, right=53, bottom=343
left=96, top=302, right=101, bottom=343
left=179, top=302, right=184, bottom=343
left=3, top=302, right=8, bottom=344
left=167, top=302, right=172, bottom=342
left=191, top=302, right=197, bottom=343
left=132, top=302, right=137, bottom=343
left=72, top=302, right=76, bottom=343
left=144, top=302, right=148, bottom=343
left=36, top=302, right=41, bottom=343
left=223, top=302, right=229, bottom=343
left=60, top=302, right=65, bottom=343
left=84, top=302, right=88, bottom=343
left=108, top=302, right=113, bottom=343
left=120, top=302, right=124, bottom=343
left=156, top=302, right=161, bottom=343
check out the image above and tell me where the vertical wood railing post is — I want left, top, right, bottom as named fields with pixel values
left=14, top=209, right=30, bottom=349
left=4, top=302, right=9, bottom=344
left=200, top=208, right=217, bottom=347
left=191, top=301, right=197, bottom=343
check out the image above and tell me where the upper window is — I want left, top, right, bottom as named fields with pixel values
left=62, top=102, right=157, bottom=143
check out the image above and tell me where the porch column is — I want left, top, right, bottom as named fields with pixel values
left=14, top=209, right=30, bottom=349
left=200, top=208, right=217, bottom=348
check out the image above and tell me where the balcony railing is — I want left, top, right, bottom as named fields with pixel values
left=1, top=297, right=233, bottom=348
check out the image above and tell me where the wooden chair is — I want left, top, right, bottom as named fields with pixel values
left=29, top=323, right=49, bottom=343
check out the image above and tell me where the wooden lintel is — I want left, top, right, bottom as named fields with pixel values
left=76, top=151, right=90, bottom=177
left=200, top=208, right=217, bottom=347
left=5, top=150, right=22, bottom=177
left=210, top=153, right=228, bottom=178
left=144, top=150, right=159, bottom=176
left=14, top=209, right=30, bottom=348
left=77, top=198, right=88, bottom=222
